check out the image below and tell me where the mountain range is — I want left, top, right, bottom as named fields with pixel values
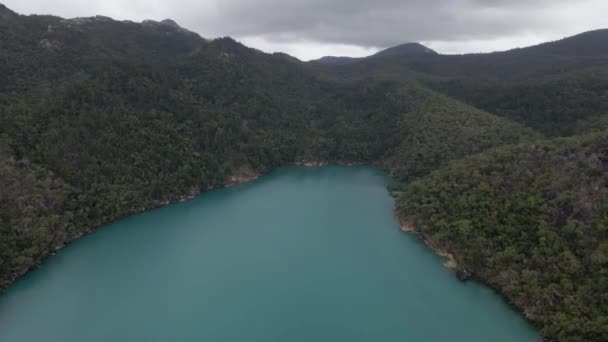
left=1, top=4, right=607, bottom=341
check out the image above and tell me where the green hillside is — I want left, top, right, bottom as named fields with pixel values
left=1, top=4, right=608, bottom=341
left=394, top=132, right=608, bottom=340
left=378, top=85, right=540, bottom=180
left=0, top=7, right=535, bottom=290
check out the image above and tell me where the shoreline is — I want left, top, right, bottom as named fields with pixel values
left=394, top=211, right=542, bottom=331
left=2, top=161, right=357, bottom=290
left=2, top=163, right=543, bottom=338
left=2, top=171, right=263, bottom=291
left=395, top=214, right=459, bottom=271
left=1, top=162, right=541, bottom=336
left=294, top=160, right=364, bottom=167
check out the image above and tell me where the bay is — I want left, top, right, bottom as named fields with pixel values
left=0, top=166, right=538, bottom=341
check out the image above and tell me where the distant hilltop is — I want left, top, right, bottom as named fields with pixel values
left=314, top=43, right=437, bottom=65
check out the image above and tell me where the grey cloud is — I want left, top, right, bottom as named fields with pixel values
left=4, top=0, right=604, bottom=51
left=191, top=0, right=581, bottom=48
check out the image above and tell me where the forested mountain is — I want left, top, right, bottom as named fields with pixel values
left=312, top=30, right=608, bottom=137
left=313, top=42, right=436, bottom=65
left=1, top=4, right=607, bottom=341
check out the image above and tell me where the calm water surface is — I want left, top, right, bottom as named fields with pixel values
left=0, top=166, right=538, bottom=341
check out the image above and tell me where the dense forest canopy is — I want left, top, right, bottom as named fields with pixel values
left=1, top=4, right=607, bottom=341
left=393, top=132, right=608, bottom=341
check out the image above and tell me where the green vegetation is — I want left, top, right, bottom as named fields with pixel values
left=1, top=4, right=608, bottom=341
left=394, top=132, right=608, bottom=341
left=427, top=77, right=608, bottom=136
left=378, top=85, right=539, bottom=180
left=0, top=8, right=533, bottom=289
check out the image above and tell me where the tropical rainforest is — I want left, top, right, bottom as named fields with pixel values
left=0, top=4, right=607, bottom=341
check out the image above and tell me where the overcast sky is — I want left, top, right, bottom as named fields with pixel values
left=4, top=0, right=607, bottom=60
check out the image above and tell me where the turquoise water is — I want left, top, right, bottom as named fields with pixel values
left=0, top=166, right=538, bottom=341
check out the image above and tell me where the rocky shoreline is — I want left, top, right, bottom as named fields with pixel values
left=395, top=213, right=468, bottom=278
left=294, top=160, right=363, bottom=167
left=2, top=163, right=540, bottom=336
left=224, top=174, right=260, bottom=188
left=1, top=161, right=376, bottom=289
left=2, top=171, right=262, bottom=291
left=395, top=210, right=545, bottom=333
left=5, top=162, right=368, bottom=289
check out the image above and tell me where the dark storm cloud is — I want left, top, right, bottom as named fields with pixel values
left=193, top=0, right=581, bottom=47
left=4, top=0, right=606, bottom=56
